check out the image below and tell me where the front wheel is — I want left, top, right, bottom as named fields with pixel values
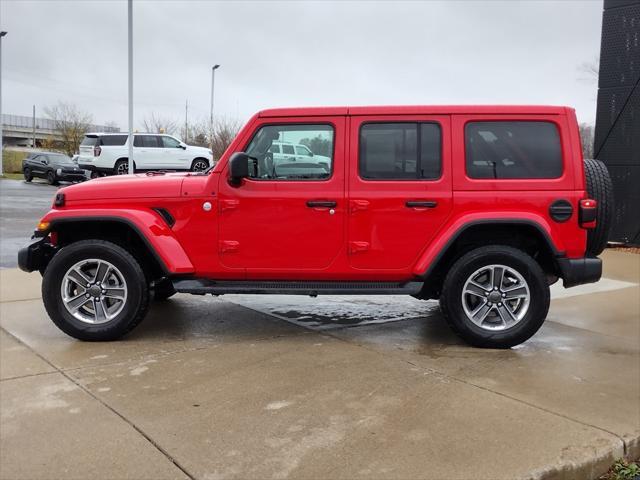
left=439, top=245, right=549, bottom=348
left=24, top=167, right=33, bottom=182
left=42, top=240, right=150, bottom=341
left=47, top=171, right=58, bottom=185
left=190, top=158, right=210, bottom=172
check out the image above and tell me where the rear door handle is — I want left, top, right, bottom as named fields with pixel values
left=406, top=200, right=437, bottom=209
left=306, top=200, right=337, bottom=208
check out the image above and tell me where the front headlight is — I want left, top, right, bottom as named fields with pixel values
left=208, top=150, right=213, bottom=156
left=56, top=168, right=62, bottom=175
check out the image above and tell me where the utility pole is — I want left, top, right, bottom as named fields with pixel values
left=184, top=99, right=188, bottom=143
left=210, top=64, right=220, bottom=154
left=127, top=0, right=134, bottom=174
left=0, top=31, right=7, bottom=176
left=32, top=105, right=36, bottom=148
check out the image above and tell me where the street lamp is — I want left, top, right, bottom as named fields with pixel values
left=210, top=64, right=220, bottom=157
left=0, top=31, right=7, bottom=177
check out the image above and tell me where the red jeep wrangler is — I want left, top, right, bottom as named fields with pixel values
left=19, top=106, right=612, bottom=348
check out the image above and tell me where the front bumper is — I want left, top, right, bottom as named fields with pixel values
left=18, top=237, right=57, bottom=273
left=557, top=257, right=602, bottom=288
left=58, top=172, right=88, bottom=181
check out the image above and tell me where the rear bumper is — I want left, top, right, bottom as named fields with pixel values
left=18, top=237, right=57, bottom=273
left=557, top=257, right=602, bottom=288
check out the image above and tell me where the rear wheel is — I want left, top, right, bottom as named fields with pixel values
left=440, top=245, right=549, bottom=348
left=584, top=158, right=613, bottom=256
left=42, top=240, right=150, bottom=341
left=114, top=159, right=133, bottom=175
left=23, top=167, right=33, bottom=182
left=190, top=158, right=209, bottom=172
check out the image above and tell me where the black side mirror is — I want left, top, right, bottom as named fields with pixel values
left=228, top=152, right=250, bottom=186
left=41, top=159, right=48, bottom=165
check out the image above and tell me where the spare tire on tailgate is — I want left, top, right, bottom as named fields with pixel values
left=583, top=158, right=613, bottom=256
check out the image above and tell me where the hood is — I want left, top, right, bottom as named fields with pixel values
left=62, top=173, right=188, bottom=202
left=188, top=145, right=212, bottom=154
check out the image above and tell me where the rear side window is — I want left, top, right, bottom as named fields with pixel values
left=80, top=136, right=98, bottom=146
left=465, top=121, right=562, bottom=179
left=359, top=123, right=441, bottom=180
left=282, top=144, right=294, bottom=155
left=134, top=135, right=161, bottom=148
left=100, top=135, right=127, bottom=146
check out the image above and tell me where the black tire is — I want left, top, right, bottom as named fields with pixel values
left=153, top=279, right=176, bottom=301
left=190, top=158, right=210, bottom=172
left=114, top=159, right=133, bottom=175
left=583, top=158, right=613, bottom=256
left=42, top=240, right=150, bottom=341
left=439, top=245, right=550, bottom=348
left=23, top=167, right=33, bottom=182
left=90, top=171, right=101, bottom=179
left=46, top=171, right=58, bottom=186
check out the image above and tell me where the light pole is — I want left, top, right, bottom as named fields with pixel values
left=127, top=0, right=134, bottom=174
left=210, top=64, right=220, bottom=156
left=0, top=31, right=7, bottom=177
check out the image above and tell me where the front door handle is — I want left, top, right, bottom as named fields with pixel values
left=306, top=200, right=337, bottom=208
left=406, top=200, right=438, bottom=209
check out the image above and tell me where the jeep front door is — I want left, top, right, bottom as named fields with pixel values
left=348, top=116, right=453, bottom=272
left=218, top=119, right=345, bottom=274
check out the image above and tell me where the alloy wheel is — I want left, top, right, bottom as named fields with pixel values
left=461, top=264, right=530, bottom=331
left=60, top=259, right=128, bottom=324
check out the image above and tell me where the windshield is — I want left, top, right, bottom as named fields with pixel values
left=49, top=154, right=73, bottom=164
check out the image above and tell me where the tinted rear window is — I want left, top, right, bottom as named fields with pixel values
left=465, top=121, right=562, bottom=179
left=81, top=136, right=98, bottom=147
left=100, top=135, right=127, bottom=146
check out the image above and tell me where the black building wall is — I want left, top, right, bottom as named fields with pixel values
left=595, top=0, right=640, bottom=244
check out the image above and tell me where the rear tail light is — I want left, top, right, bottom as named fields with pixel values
left=94, top=145, right=102, bottom=157
left=579, top=199, right=597, bottom=229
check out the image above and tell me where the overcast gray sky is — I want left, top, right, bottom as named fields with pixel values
left=1, top=0, right=602, bottom=131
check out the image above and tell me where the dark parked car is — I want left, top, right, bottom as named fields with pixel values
left=23, top=152, right=88, bottom=185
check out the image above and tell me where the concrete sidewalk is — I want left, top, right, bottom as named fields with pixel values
left=0, top=250, right=638, bottom=480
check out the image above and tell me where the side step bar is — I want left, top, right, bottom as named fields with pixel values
left=172, top=278, right=423, bottom=296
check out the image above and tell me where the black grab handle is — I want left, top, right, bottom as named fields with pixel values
left=307, top=200, right=337, bottom=208
left=405, top=200, right=437, bottom=208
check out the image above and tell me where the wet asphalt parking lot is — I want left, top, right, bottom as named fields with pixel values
left=0, top=179, right=62, bottom=268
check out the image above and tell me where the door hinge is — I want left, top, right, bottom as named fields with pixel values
left=350, top=199, right=370, bottom=213
left=349, top=241, right=370, bottom=254
left=219, top=240, right=240, bottom=253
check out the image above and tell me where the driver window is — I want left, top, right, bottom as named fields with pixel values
left=295, top=145, right=312, bottom=156
left=162, top=136, right=181, bottom=148
left=244, top=124, right=334, bottom=180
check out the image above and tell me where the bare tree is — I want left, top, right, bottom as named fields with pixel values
left=44, top=102, right=93, bottom=156
left=185, top=117, right=242, bottom=160
left=579, top=123, right=595, bottom=159
left=211, top=117, right=242, bottom=160
left=578, top=57, right=599, bottom=84
left=142, top=113, right=178, bottom=135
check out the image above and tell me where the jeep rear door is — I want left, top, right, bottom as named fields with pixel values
left=217, top=116, right=346, bottom=274
left=347, top=115, right=453, bottom=272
